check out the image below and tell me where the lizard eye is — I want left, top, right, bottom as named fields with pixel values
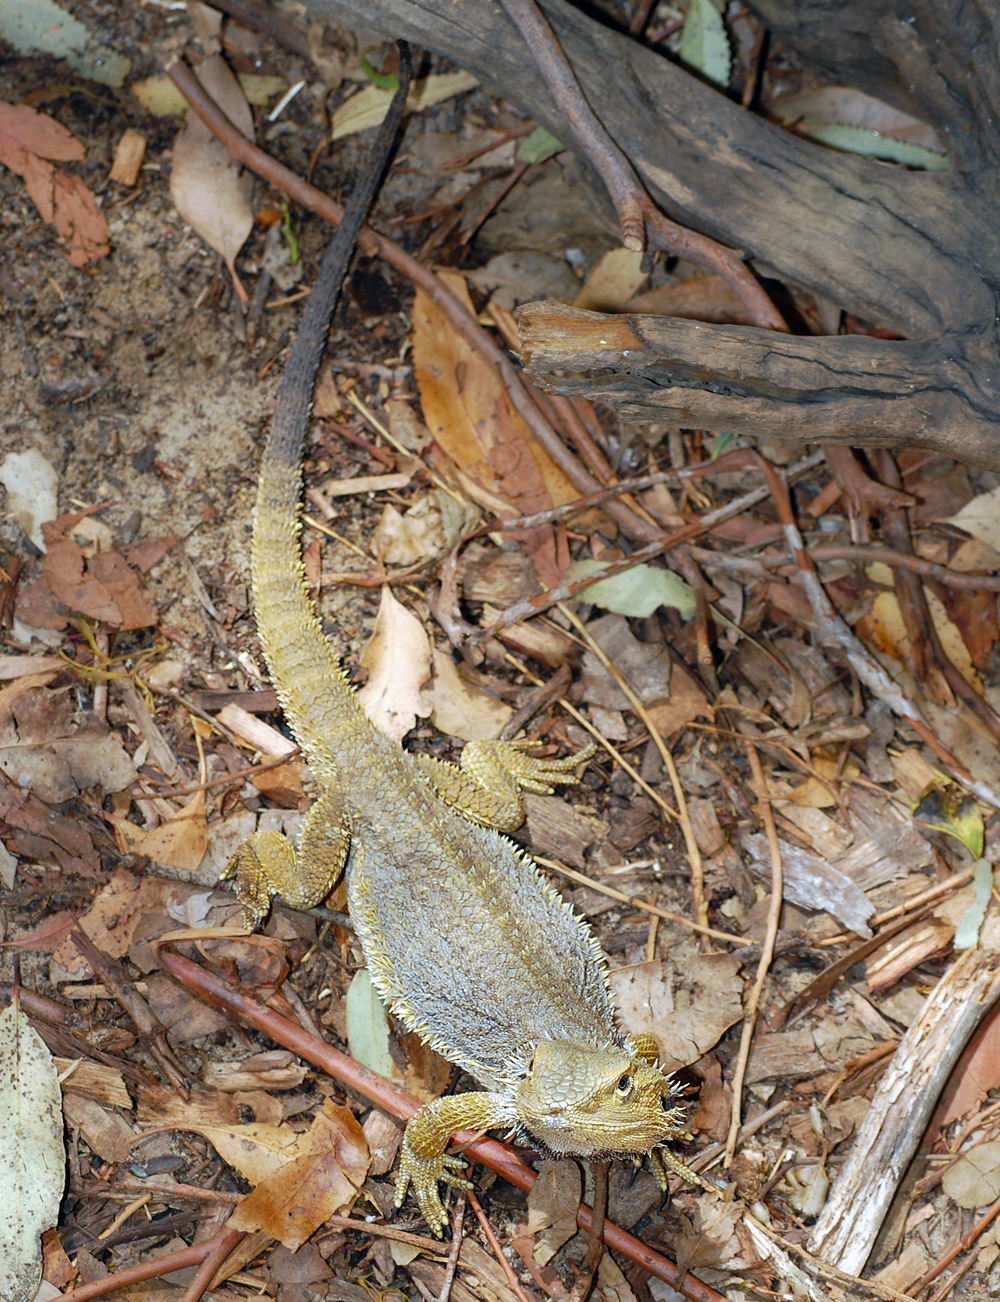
left=616, top=1074, right=632, bottom=1095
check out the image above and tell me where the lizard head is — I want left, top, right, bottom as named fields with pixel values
left=514, top=1038, right=693, bottom=1158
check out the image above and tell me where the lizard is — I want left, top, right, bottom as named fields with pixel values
left=222, top=42, right=700, bottom=1236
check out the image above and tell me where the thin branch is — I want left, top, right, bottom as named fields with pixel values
left=467, top=1190, right=540, bottom=1302
left=496, top=0, right=787, bottom=331
left=760, top=544, right=1000, bottom=592
left=724, top=741, right=782, bottom=1167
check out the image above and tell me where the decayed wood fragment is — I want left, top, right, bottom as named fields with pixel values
left=808, top=943, right=1000, bottom=1274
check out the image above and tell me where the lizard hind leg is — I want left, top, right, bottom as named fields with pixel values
left=222, top=789, right=350, bottom=930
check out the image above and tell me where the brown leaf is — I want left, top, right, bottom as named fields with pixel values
left=169, top=54, right=254, bottom=298
left=227, top=1100, right=370, bottom=1249
left=0, top=102, right=109, bottom=266
left=627, top=273, right=758, bottom=325
left=133, top=790, right=208, bottom=871
left=43, top=538, right=121, bottom=625
left=86, top=551, right=157, bottom=629
left=356, top=586, right=431, bottom=741
left=412, top=272, right=578, bottom=586
left=611, top=955, right=744, bottom=1071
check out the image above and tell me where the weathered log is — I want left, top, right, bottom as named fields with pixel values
left=302, top=0, right=1000, bottom=467
left=516, top=303, right=1000, bottom=468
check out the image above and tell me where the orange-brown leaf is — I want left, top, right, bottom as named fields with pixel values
left=0, top=102, right=109, bottom=266
left=227, top=1100, right=370, bottom=1249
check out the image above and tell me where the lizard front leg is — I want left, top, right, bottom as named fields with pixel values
left=414, top=738, right=596, bottom=833
left=396, top=1091, right=509, bottom=1235
left=222, top=788, right=350, bottom=929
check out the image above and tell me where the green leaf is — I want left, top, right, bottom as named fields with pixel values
left=516, top=126, right=564, bottom=165
left=345, top=968, right=395, bottom=1078
left=955, top=859, right=995, bottom=951
left=912, top=783, right=984, bottom=858
left=679, top=0, right=731, bottom=89
left=360, top=54, right=399, bottom=90
left=568, top=559, right=695, bottom=619
left=711, top=431, right=737, bottom=459
left=805, top=123, right=949, bottom=170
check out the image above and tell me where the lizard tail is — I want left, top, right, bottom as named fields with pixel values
left=252, top=45, right=413, bottom=776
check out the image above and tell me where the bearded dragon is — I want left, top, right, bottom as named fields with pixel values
left=223, top=47, right=698, bottom=1235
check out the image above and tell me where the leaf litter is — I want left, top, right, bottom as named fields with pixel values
left=2, top=3, right=1000, bottom=1301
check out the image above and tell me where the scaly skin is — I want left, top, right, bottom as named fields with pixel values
left=223, top=55, right=699, bottom=1235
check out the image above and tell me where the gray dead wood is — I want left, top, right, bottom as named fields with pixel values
left=301, top=0, right=1000, bottom=468
left=807, top=943, right=1000, bottom=1275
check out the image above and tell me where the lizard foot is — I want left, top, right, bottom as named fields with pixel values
left=221, top=830, right=291, bottom=930
left=483, top=738, right=597, bottom=794
left=648, top=1144, right=704, bottom=1192
left=394, top=1147, right=472, bottom=1236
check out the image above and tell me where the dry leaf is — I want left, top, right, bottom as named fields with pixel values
left=134, top=791, right=208, bottom=872
left=627, top=273, right=759, bottom=324
left=331, top=71, right=479, bottom=140
left=942, top=1140, right=1000, bottom=1209
left=610, top=954, right=743, bottom=1070
left=859, top=589, right=982, bottom=690
left=0, top=449, right=58, bottom=551
left=420, top=647, right=512, bottom=741
left=356, top=586, right=430, bottom=741
left=413, top=271, right=578, bottom=586
left=0, top=989, right=66, bottom=1302
left=526, top=1159, right=581, bottom=1265
left=227, top=1100, right=370, bottom=1249
left=169, top=54, right=254, bottom=300
left=744, top=833, right=874, bottom=936
left=0, top=101, right=110, bottom=266
left=573, top=247, right=648, bottom=312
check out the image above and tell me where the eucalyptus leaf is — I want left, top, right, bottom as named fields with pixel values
left=345, top=968, right=395, bottom=1078
left=0, top=992, right=66, bottom=1302
left=517, top=126, right=564, bottom=164
left=568, top=560, right=695, bottom=619
left=806, top=123, right=949, bottom=170
left=679, top=0, right=731, bottom=89
left=955, top=859, right=995, bottom=951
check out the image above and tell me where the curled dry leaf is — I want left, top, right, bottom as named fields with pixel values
left=169, top=53, right=254, bottom=301
left=356, top=585, right=431, bottom=741
left=227, top=1099, right=370, bottom=1249
left=0, top=101, right=110, bottom=266
left=412, top=271, right=579, bottom=587
left=0, top=989, right=66, bottom=1302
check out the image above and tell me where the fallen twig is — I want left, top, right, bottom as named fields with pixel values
left=496, top=0, right=787, bottom=331
left=724, top=741, right=782, bottom=1166
left=759, top=543, right=1000, bottom=592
